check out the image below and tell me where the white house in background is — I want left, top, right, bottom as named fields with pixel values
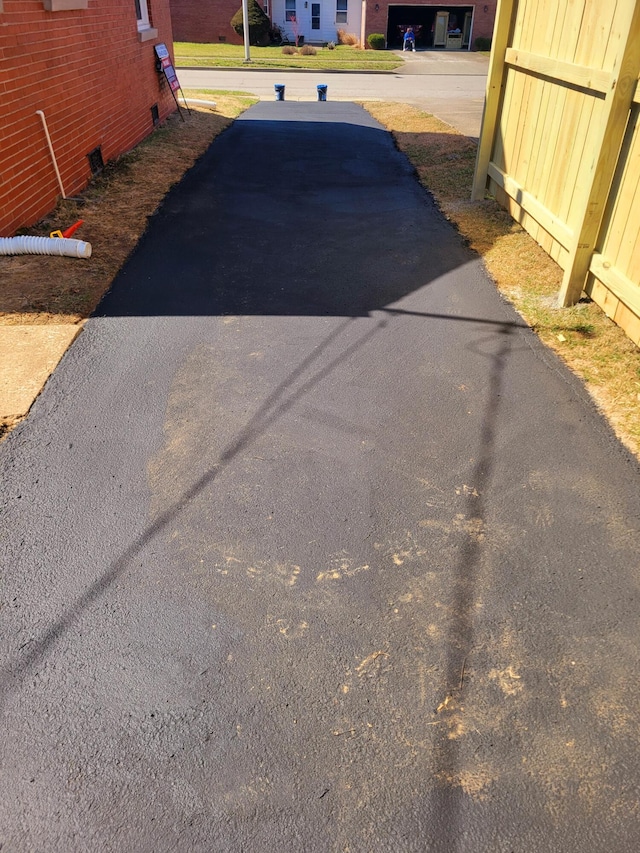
left=269, top=0, right=362, bottom=44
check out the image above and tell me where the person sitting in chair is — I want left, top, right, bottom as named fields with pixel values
left=403, top=26, right=416, bottom=52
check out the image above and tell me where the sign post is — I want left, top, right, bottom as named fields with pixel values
left=242, top=0, right=251, bottom=62
left=154, top=43, right=190, bottom=120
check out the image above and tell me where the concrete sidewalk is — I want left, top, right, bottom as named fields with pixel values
left=1, top=102, right=639, bottom=852
left=178, top=52, right=489, bottom=138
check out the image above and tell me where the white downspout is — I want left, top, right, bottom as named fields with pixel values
left=35, top=110, right=67, bottom=199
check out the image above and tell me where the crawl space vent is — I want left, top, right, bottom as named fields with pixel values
left=87, top=146, right=104, bottom=176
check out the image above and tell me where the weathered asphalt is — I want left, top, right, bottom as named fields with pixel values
left=1, top=101, right=640, bottom=851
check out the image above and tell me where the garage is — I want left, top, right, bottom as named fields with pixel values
left=386, top=5, right=475, bottom=49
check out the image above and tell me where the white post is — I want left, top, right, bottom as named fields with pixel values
left=242, top=0, right=251, bottom=62
left=360, top=0, right=367, bottom=49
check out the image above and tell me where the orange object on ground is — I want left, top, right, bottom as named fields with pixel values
left=62, top=219, right=84, bottom=238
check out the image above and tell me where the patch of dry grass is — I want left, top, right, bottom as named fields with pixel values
left=364, top=102, right=640, bottom=459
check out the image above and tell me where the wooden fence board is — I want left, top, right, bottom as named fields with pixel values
left=504, top=49, right=610, bottom=94
left=472, top=0, right=517, bottom=199
left=559, top=0, right=640, bottom=305
left=603, top=114, right=640, bottom=271
left=472, top=0, right=640, bottom=344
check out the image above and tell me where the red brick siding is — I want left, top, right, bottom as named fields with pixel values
left=0, top=0, right=177, bottom=235
left=170, top=0, right=263, bottom=46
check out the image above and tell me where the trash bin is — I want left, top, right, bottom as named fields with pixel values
left=275, top=84, right=285, bottom=101
left=317, top=84, right=327, bottom=102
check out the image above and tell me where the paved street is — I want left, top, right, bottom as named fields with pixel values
left=1, top=101, right=639, bottom=851
left=178, top=51, right=489, bottom=137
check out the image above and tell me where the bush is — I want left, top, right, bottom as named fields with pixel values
left=282, top=45, right=297, bottom=55
left=474, top=36, right=492, bottom=51
left=326, top=41, right=336, bottom=50
left=367, top=33, right=385, bottom=50
left=337, top=28, right=359, bottom=46
left=300, top=44, right=317, bottom=55
left=269, top=23, right=284, bottom=44
left=231, top=0, right=270, bottom=45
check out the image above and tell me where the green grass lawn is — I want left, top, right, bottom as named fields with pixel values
left=174, top=42, right=403, bottom=71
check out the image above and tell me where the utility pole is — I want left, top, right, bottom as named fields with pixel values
left=242, top=0, right=251, bottom=62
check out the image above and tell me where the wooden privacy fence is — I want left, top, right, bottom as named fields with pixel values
left=472, top=0, right=640, bottom=346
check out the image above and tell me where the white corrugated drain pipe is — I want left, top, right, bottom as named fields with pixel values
left=0, top=236, right=92, bottom=258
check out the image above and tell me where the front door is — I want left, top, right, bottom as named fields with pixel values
left=311, top=2, right=321, bottom=34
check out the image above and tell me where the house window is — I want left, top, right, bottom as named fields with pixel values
left=312, top=2, right=320, bottom=29
left=135, top=0, right=158, bottom=41
left=135, top=0, right=150, bottom=30
left=285, top=0, right=296, bottom=22
left=263, top=0, right=269, bottom=14
left=336, top=0, right=347, bottom=24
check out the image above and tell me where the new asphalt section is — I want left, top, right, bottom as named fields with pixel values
left=1, top=101, right=640, bottom=851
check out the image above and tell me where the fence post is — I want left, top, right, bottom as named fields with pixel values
left=471, top=0, right=516, bottom=201
left=558, top=0, right=640, bottom=306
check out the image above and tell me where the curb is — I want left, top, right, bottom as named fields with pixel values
left=176, top=65, right=399, bottom=75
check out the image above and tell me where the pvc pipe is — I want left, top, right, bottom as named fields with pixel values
left=0, top=236, right=92, bottom=258
left=184, top=99, right=217, bottom=109
left=35, top=110, right=66, bottom=198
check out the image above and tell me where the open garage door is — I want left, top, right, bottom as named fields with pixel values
left=386, top=5, right=474, bottom=50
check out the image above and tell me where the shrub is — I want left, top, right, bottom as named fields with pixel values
left=474, top=36, right=492, bottom=51
left=282, top=45, right=297, bottom=55
left=269, top=23, right=284, bottom=44
left=337, top=28, right=359, bottom=46
left=367, top=33, right=385, bottom=50
left=231, top=0, right=270, bottom=45
left=300, top=44, right=317, bottom=55
left=326, top=41, right=336, bottom=50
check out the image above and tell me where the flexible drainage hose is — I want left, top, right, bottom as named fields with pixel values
left=0, top=236, right=92, bottom=258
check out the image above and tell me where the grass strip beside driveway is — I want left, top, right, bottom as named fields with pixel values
left=174, top=42, right=403, bottom=72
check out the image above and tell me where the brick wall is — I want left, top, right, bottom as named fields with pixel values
left=170, top=0, right=249, bottom=45
left=0, top=0, right=177, bottom=235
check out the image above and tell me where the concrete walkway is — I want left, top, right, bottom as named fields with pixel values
left=1, top=102, right=639, bottom=852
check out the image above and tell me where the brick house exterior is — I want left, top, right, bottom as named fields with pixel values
left=170, top=1, right=495, bottom=50
left=0, top=0, right=177, bottom=236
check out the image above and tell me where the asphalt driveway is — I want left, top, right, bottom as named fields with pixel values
left=1, top=101, right=639, bottom=852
